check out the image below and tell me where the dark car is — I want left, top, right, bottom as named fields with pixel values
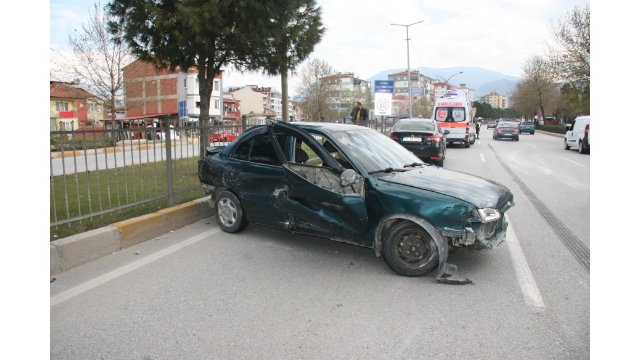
left=388, top=118, right=449, bottom=167
left=487, top=120, right=496, bottom=129
left=519, top=121, right=535, bottom=135
left=198, top=122, right=515, bottom=284
left=493, top=121, right=520, bottom=141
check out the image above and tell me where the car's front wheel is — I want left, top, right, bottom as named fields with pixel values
left=382, top=221, right=439, bottom=277
left=564, top=138, right=570, bottom=150
left=215, top=191, right=248, bottom=233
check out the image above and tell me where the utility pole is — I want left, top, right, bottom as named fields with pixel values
left=391, top=20, right=423, bottom=119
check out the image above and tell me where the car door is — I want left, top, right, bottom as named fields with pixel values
left=225, top=127, right=288, bottom=225
left=268, top=123, right=368, bottom=244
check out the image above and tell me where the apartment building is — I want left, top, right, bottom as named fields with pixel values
left=228, top=85, right=284, bottom=120
left=122, top=59, right=224, bottom=125
left=387, top=71, right=434, bottom=101
left=478, top=91, right=504, bottom=109
left=49, top=81, right=104, bottom=131
left=433, top=82, right=458, bottom=99
left=322, top=72, right=371, bottom=117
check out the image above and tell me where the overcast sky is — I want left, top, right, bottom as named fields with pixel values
left=50, top=0, right=590, bottom=94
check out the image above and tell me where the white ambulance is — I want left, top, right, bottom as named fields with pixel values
left=432, top=91, right=476, bottom=148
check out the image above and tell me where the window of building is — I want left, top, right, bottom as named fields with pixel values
left=50, top=119, right=57, bottom=131
left=184, top=79, right=187, bottom=88
left=214, top=100, right=219, bottom=109
left=214, top=81, right=219, bottom=91
left=55, top=102, right=69, bottom=111
left=88, top=103, right=98, bottom=113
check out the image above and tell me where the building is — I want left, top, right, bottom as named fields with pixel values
left=122, top=59, right=225, bottom=127
left=322, top=72, right=371, bottom=118
left=222, top=92, right=241, bottom=124
left=228, top=85, right=283, bottom=120
left=478, top=91, right=505, bottom=109
left=457, top=84, right=475, bottom=102
left=387, top=71, right=434, bottom=101
left=433, top=82, right=459, bottom=99
left=50, top=81, right=104, bottom=131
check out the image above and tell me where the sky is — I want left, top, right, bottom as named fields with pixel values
left=50, top=0, right=591, bottom=95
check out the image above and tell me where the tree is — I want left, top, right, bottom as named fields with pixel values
left=249, top=0, right=324, bottom=122
left=107, top=0, right=278, bottom=155
left=295, top=58, right=337, bottom=122
left=520, top=55, right=557, bottom=119
left=545, top=4, right=590, bottom=87
left=51, top=2, right=136, bottom=121
left=413, top=96, right=433, bottom=118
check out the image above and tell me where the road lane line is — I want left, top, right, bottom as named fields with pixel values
left=504, top=214, right=545, bottom=308
left=51, top=227, right=221, bottom=307
left=526, top=143, right=536, bottom=147
left=480, top=153, right=486, bottom=163
left=560, top=156, right=587, bottom=167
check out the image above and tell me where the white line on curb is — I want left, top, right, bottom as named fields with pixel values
left=51, top=228, right=221, bottom=307
left=504, top=214, right=545, bottom=308
left=560, top=156, right=587, bottom=167
left=480, top=153, right=486, bottom=163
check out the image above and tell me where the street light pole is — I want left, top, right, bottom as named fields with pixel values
left=391, top=20, right=423, bottom=118
left=433, top=71, right=463, bottom=97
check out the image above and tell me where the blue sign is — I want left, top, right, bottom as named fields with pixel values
left=178, top=100, right=187, bottom=117
left=375, top=80, right=394, bottom=87
left=410, top=88, right=424, bottom=97
left=375, top=87, right=393, bottom=93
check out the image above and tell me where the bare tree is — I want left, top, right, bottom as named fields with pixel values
left=51, top=2, right=136, bottom=121
left=521, top=55, right=557, bottom=119
left=545, top=4, right=590, bottom=87
left=295, top=59, right=337, bottom=122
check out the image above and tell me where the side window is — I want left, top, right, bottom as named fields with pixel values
left=249, top=133, right=279, bottom=165
left=231, top=138, right=251, bottom=161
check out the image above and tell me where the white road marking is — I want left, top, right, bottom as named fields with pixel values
left=480, top=153, right=486, bottom=163
left=504, top=214, right=546, bottom=308
left=560, top=156, right=587, bottom=167
left=526, top=143, right=537, bottom=147
left=51, top=228, right=221, bottom=307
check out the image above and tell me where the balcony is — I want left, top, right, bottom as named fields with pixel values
left=58, top=111, right=76, bottom=118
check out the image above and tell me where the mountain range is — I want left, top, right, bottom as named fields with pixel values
left=366, top=66, right=522, bottom=98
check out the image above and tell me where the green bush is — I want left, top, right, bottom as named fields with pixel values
left=538, top=125, right=569, bottom=134
left=52, top=136, right=117, bottom=151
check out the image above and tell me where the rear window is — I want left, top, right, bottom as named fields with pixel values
left=500, top=122, right=517, bottom=127
left=435, top=107, right=466, bottom=122
left=393, top=121, right=436, bottom=131
left=522, top=122, right=532, bottom=125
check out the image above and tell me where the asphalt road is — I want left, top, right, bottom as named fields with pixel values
left=50, top=128, right=590, bottom=359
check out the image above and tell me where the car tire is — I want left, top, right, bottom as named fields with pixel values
left=470, top=135, right=476, bottom=145
left=532, top=131, right=535, bottom=135
left=215, top=191, right=248, bottom=233
left=464, top=139, right=470, bottom=148
left=382, top=221, right=439, bottom=277
left=564, top=138, right=570, bottom=150
left=578, top=140, right=588, bottom=154
left=434, top=158, right=444, bottom=167
left=515, top=136, right=519, bottom=141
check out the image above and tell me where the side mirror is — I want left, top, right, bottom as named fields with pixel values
left=340, top=169, right=361, bottom=187
left=444, top=130, right=450, bottom=135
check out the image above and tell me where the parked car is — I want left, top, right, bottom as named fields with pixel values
left=210, top=130, right=238, bottom=143
left=487, top=120, right=496, bottom=129
left=388, top=118, right=449, bottom=167
left=493, top=121, right=520, bottom=141
left=564, top=115, right=590, bottom=154
left=519, top=121, right=535, bottom=135
left=198, top=122, right=515, bottom=283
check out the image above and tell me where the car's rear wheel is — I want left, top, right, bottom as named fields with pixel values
left=578, top=140, right=588, bottom=154
left=434, top=158, right=444, bottom=167
left=515, top=136, right=520, bottom=141
left=464, top=139, right=471, bottom=148
left=215, top=191, right=248, bottom=233
left=382, top=221, right=439, bottom=277
left=564, top=138, right=570, bottom=150
left=532, top=131, right=535, bottom=135
left=470, top=134, right=476, bottom=144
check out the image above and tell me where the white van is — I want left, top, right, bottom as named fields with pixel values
left=564, top=115, right=590, bottom=154
left=432, top=91, right=476, bottom=148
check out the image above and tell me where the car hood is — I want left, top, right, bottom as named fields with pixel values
left=378, top=166, right=514, bottom=209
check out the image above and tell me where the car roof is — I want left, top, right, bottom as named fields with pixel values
left=288, top=122, right=374, bottom=133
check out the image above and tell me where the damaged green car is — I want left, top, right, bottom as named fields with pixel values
left=198, top=122, right=514, bottom=284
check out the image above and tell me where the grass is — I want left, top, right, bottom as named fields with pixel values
left=50, top=156, right=205, bottom=241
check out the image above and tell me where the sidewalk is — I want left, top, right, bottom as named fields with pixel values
left=50, top=138, right=200, bottom=158
left=50, top=196, right=215, bottom=276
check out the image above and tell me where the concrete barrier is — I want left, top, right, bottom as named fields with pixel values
left=50, top=196, right=215, bottom=276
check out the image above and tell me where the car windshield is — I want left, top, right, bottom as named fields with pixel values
left=393, top=121, right=435, bottom=131
left=331, top=129, right=422, bottom=173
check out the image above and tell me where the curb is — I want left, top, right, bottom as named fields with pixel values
left=535, top=130, right=564, bottom=138
left=50, top=196, right=215, bottom=276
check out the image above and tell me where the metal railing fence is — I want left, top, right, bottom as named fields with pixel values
left=49, top=116, right=398, bottom=236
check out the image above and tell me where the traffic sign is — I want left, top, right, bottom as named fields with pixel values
left=374, top=93, right=392, bottom=116
left=374, top=80, right=394, bottom=93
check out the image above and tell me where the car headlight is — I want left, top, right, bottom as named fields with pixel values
left=476, top=208, right=501, bottom=223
